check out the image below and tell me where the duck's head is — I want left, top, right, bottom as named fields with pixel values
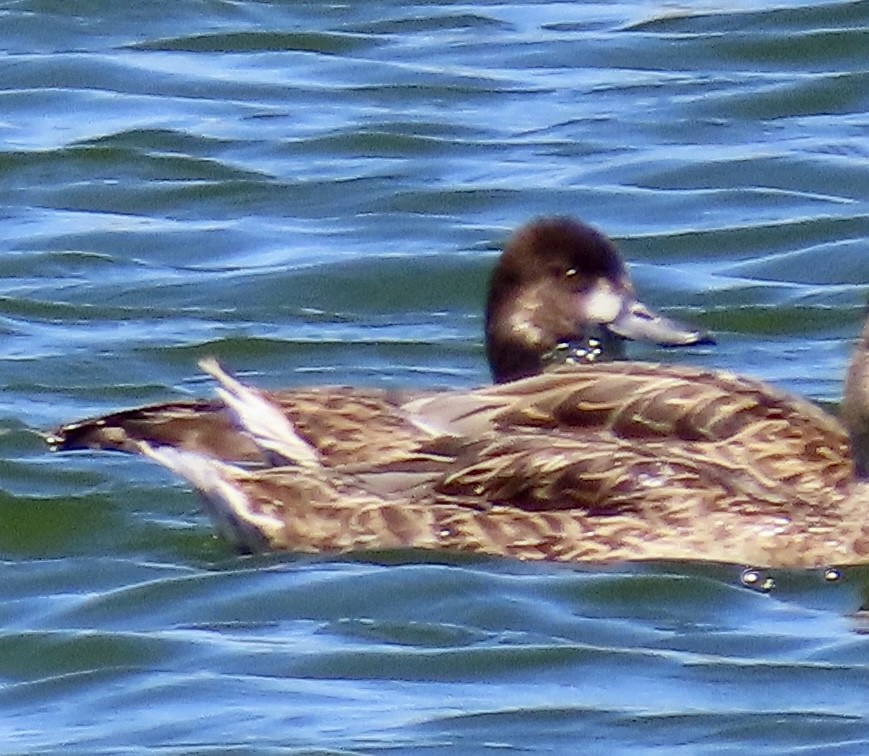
left=485, top=217, right=713, bottom=383
left=842, top=303, right=869, bottom=480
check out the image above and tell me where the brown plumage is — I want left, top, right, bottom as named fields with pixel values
left=90, top=307, right=869, bottom=569
left=141, top=436, right=866, bottom=567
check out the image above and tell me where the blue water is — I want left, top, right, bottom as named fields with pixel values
left=2, top=0, right=869, bottom=753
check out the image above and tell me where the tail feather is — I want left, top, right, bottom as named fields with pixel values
left=138, top=442, right=282, bottom=552
left=198, top=358, right=320, bottom=468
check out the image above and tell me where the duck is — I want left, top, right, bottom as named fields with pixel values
left=130, top=307, right=869, bottom=568
left=46, top=217, right=711, bottom=465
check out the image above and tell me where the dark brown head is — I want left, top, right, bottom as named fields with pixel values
left=485, top=217, right=713, bottom=383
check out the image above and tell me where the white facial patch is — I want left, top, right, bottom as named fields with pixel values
left=579, top=279, right=623, bottom=324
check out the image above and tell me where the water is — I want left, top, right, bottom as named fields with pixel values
left=2, top=0, right=869, bottom=752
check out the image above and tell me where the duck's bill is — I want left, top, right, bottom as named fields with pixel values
left=608, top=300, right=714, bottom=347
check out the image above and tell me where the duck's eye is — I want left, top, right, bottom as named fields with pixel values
left=565, top=268, right=577, bottom=278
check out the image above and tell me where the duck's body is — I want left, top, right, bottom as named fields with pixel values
left=110, top=340, right=867, bottom=568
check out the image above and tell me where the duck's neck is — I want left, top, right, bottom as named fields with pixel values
left=842, top=308, right=869, bottom=480
left=486, top=326, right=628, bottom=383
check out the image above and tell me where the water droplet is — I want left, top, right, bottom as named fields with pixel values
left=741, top=568, right=775, bottom=593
